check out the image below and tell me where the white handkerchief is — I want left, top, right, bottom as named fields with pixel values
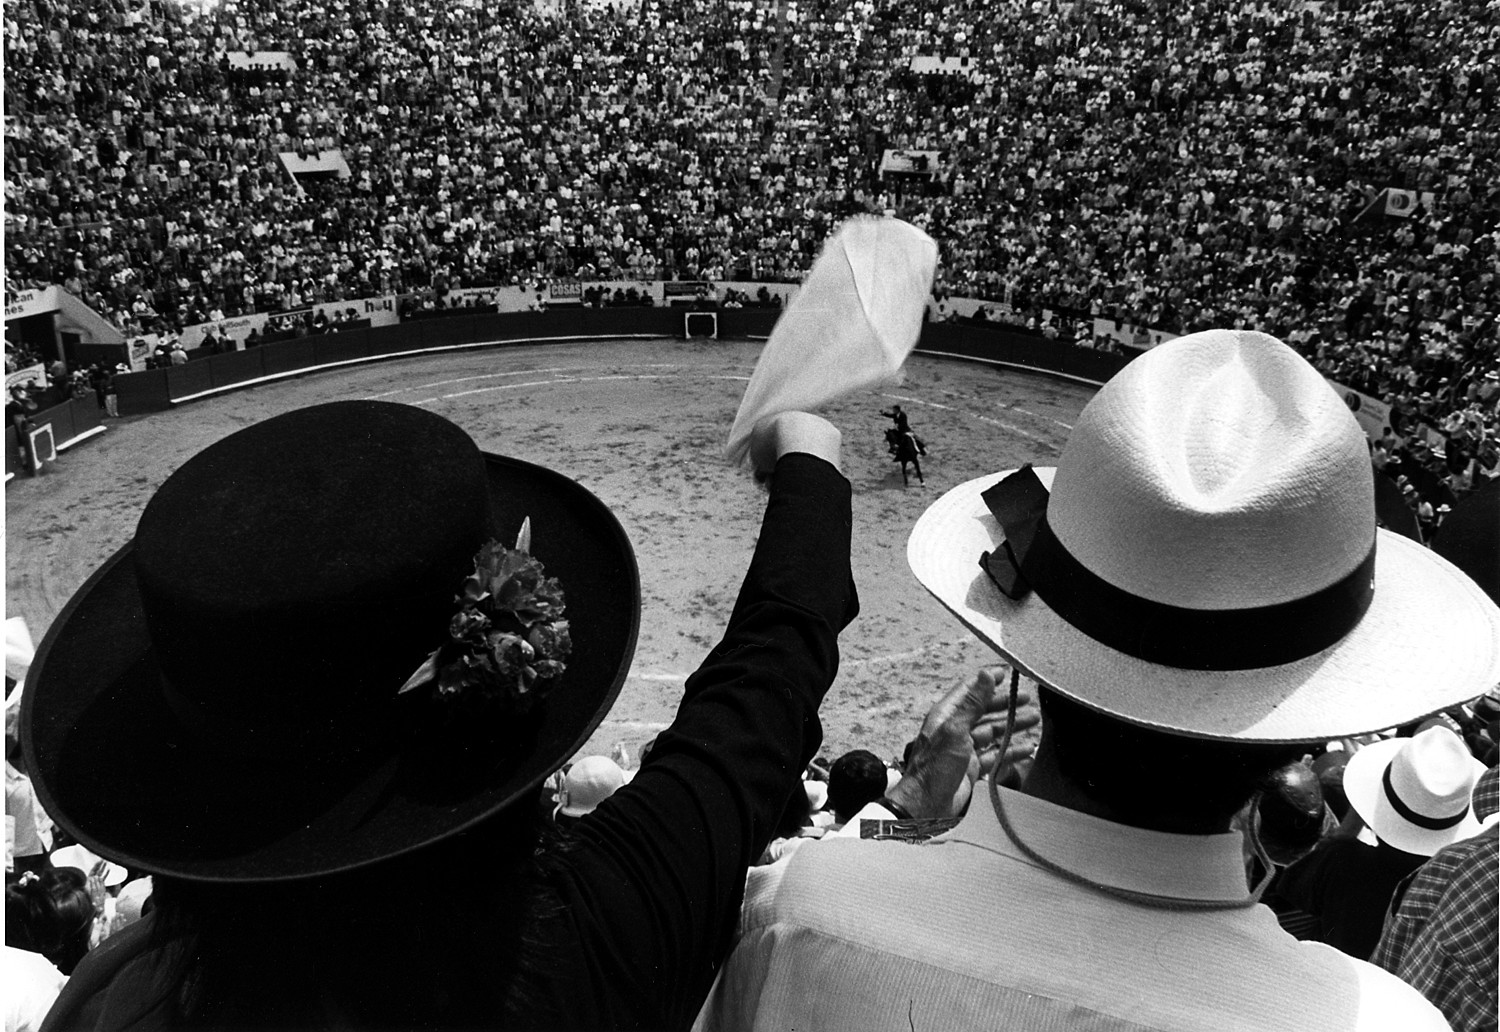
left=724, top=217, right=938, bottom=467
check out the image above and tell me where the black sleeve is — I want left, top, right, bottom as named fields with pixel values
left=550, top=452, right=857, bottom=1029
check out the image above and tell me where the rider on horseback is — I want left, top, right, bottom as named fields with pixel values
left=881, top=405, right=926, bottom=486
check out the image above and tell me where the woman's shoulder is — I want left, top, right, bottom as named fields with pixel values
left=39, top=914, right=177, bottom=1032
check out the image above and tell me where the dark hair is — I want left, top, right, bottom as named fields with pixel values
left=6, top=867, right=95, bottom=974
left=1311, top=750, right=1352, bottom=822
left=144, top=804, right=575, bottom=1029
left=1037, top=687, right=1304, bottom=826
left=827, top=749, right=888, bottom=823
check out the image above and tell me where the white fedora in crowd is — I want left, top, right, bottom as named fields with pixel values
left=908, top=329, right=1500, bottom=741
left=555, top=755, right=633, bottom=819
left=1342, top=727, right=1486, bottom=855
left=49, top=844, right=128, bottom=887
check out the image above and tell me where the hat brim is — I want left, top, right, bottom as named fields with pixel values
left=1342, top=737, right=1485, bottom=855
left=22, top=454, right=640, bottom=882
left=908, top=470, right=1500, bottom=742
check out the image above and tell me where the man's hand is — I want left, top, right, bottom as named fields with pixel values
left=885, top=667, right=1040, bottom=820
left=748, top=411, right=842, bottom=478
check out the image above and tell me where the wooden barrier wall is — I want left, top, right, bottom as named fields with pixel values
left=111, top=308, right=1124, bottom=417
left=5, top=395, right=105, bottom=478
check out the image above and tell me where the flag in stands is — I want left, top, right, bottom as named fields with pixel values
left=1384, top=189, right=1418, bottom=217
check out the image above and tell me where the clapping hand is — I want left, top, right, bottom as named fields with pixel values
left=86, top=860, right=108, bottom=912
left=884, top=667, right=1041, bottom=820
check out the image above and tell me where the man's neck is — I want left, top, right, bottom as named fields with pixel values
left=1020, top=744, right=1236, bottom=835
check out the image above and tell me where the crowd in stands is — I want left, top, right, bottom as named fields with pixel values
left=3, top=3, right=1499, bottom=1012
left=4, top=0, right=1497, bottom=520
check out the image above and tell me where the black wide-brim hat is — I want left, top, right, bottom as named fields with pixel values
left=22, top=401, right=640, bottom=882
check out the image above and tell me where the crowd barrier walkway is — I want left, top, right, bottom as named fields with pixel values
left=101, top=309, right=1126, bottom=418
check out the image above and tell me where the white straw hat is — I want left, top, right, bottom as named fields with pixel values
left=908, top=330, right=1500, bottom=741
left=1342, top=728, right=1485, bottom=855
left=803, top=778, right=828, bottom=813
left=555, top=755, right=631, bottom=819
left=49, top=844, right=129, bottom=887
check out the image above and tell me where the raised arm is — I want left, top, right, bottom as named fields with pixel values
left=555, top=412, right=857, bottom=1028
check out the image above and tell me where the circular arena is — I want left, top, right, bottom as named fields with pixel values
left=6, top=0, right=1499, bottom=1024
left=5, top=337, right=1092, bottom=762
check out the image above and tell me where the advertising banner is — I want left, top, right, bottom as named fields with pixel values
left=908, top=56, right=984, bottom=81
left=126, top=335, right=158, bottom=371
left=1328, top=380, right=1393, bottom=440
left=547, top=280, right=583, bottom=304
left=1383, top=189, right=1418, bottom=218
left=4, top=286, right=60, bottom=321
left=1092, top=318, right=1178, bottom=352
left=178, top=312, right=269, bottom=348
left=5, top=363, right=48, bottom=392
left=880, top=149, right=944, bottom=179
left=353, top=294, right=400, bottom=326
left=177, top=294, right=397, bottom=349
left=312, top=295, right=397, bottom=327
left=446, top=286, right=534, bottom=313
left=224, top=50, right=298, bottom=72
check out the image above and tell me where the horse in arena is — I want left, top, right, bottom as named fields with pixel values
left=884, top=427, right=926, bottom=486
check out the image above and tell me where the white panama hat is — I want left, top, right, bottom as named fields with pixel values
left=555, top=755, right=632, bottom=819
left=1342, top=728, right=1485, bottom=855
left=908, top=329, right=1500, bottom=741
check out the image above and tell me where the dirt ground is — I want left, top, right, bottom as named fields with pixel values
left=5, top=337, right=1094, bottom=765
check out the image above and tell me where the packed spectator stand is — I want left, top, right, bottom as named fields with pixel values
left=4, top=0, right=1498, bottom=527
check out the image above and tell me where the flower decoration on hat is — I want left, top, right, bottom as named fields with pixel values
left=399, top=518, right=572, bottom=712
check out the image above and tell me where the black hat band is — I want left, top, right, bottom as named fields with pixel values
left=1382, top=764, right=1469, bottom=831
left=979, top=466, right=1377, bottom=671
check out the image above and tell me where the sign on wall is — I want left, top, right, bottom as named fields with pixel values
left=1328, top=380, right=1393, bottom=440
left=4, top=286, right=60, bottom=321
left=5, top=363, right=48, bottom=393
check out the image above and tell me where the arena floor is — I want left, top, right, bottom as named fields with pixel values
left=6, top=338, right=1095, bottom=763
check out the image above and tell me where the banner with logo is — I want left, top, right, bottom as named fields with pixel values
left=880, top=149, right=944, bottom=179
left=1383, top=189, right=1418, bottom=218
left=225, top=50, right=298, bottom=72
left=446, top=285, right=533, bottom=312
left=126, top=335, right=157, bottom=371
left=581, top=280, right=659, bottom=304
left=663, top=281, right=710, bottom=298
left=5, top=363, right=47, bottom=392
left=355, top=295, right=400, bottom=325
left=1328, top=380, right=1393, bottom=440
left=908, top=56, right=984, bottom=81
left=4, top=286, right=60, bottom=321
left=1355, top=187, right=1436, bottom=223
left=311, top=295, right=398, bottom=327
left=547, top=280, right=583, bottom=304
left=178, top=312, right=269, bottom=348
left=177, top=295, right=398, bottom=349
left=1092, top=318, right=1178, bottom=352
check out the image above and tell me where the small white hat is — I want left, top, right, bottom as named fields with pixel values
left=114, top=876, right=154, bottom=925
left=1343, top=728, right=1485, bottom=855
left=5, top=617, right=35, bottom=685
left=803, top=779, right=828, bottom=813
left=555, top=756, right=630, bottom=819
left=50, top=844, right=129, bottom=887
left=907, top=330, right=1500, bottom=741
